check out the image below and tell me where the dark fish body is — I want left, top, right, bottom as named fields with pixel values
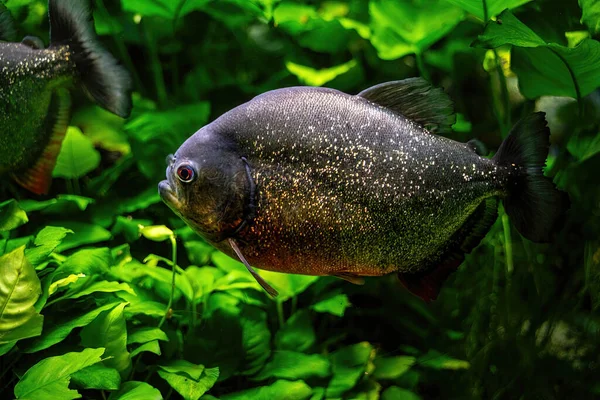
left=0, top=0, right=131, bottom=194
left=160, top=79, right=568, bottom=301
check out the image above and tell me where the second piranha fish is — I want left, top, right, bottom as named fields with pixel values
left=159, top=78, right=569, bottom=301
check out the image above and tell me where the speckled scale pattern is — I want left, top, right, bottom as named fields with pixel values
left=0, top=43, right=75, bottom=173
left=211, top=87, right=515, bottom=275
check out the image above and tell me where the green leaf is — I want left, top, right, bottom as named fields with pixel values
left=373, top=356, right=416, bottom=379
left=443, top=0, right=532, bottom=20
left=24, top=302, right=121, bottom=353
left=381, top=386, right=421, bottom=400
left=108, top=381, right=163, bottom=400
left=71, top=364, right=121, bottom=390
left=285, top=59, right=358, bottom=86
left=128, top=327, right=169, bottom=345
left=81, top=302, right=132, bottom=377
left=240, top=305, right=272, bottom=375
left=53, top=280, right=135, bottom=304
left=253, top=351, right=331, bottom=381
left=0, top=247, right=43, bottom=343
left=369, top=0, right=464, bottom=59
left=53, top=222, right=112, bottom=252
left=275, top=309, right=316, bottom=352
left=19, top=195, right=94, bottom=214
left=14, top=348, right=105, bottom=400
left=311, top=291, right=351, bottom=317
left=418, top=350, right=470, bottom=370
left=184, top=266, right=223, bottom=303
left=157, top=361, right=219, bottom=400
left=140, top=225, right=174, bottom=242
left=221, top=380, right=313, bottom=400
left=327, top=342, right=374, bottom=398
left=53, top=126, right=101, bottom=179
left=0, top=199, right=28, bottom=231
left=258, top=270, right=319, bottom=301
left=25, top=226, right=73, bottom=265
left=130, top=340, right=162, bottom=357
left=56, top=248, right=113, bottom=278
left=580, top=0, right=600, bottom=35
left=474, top=10, right=600, bottom=99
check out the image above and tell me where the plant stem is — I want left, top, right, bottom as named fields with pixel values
left=502, top=214, right=514, bottom=276
left=66, top=179, right=74, bottom=194
left=159, top=234, right=178, bottom=329
left=482, top=0, right=488, bottom=22
left=415, top=52, right=431, bottom=82
left=143, top=20, right=168, bottom=109
left=276, top=300, right=285, bottom=328
left=291, top=295, right=298, bottom=316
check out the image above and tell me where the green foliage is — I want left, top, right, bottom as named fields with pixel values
left=1, top=0, right=599, bottom=399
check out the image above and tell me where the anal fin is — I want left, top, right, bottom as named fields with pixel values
left=13, top=88, right=71, bottom=195
left=399, top=198, right=499, bottom=302
left=228, top=238, right=278, bottom=297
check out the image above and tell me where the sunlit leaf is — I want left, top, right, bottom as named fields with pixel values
left=443, top=0, right=531, bottom=20
left=14, top=348, right=105, bottom=400
left=48, top=273, right=86, bottom=296
left=130, top=340, right=162, bottom=357
left=220, top=379, right=312, bottom=400
left=24, top=302, right=122, bottom=353
left=127, top=327, right=169, bottom=345
left=53, top=280, right=135, bottom=303
left=56, top=248, right=113, bottom=278
left=373, top=356, right=416, bottom=379
left=311, top=290, right=351, bottom=317
left=252, top=351, right=331, bottom=381
left=19, top=195, right=94, bottom=214
left=71, top=364, right=121, bottom=390
left=580, top=0, right=600, bottom=35
left=258, top=270, right=319, bottom=301
left=418, top=350, right=470, bottom=370
left=285, top=59, right=358, bottom=86
left=25, top=226, right=73, bottom=265
left=381, top=386, right=421, bottom=400
left=140, top=225, right=174, bottom=242
left=0, top=247, right=43, bottom=344
left=157, top=361, right=219, bottom=400
left=0, top=199, right=28, bottom=231
left=53, top=126, right=101, bottom=179
left=81, top=302, right=132, bottom=377
left=107, top=381, right=163, bottom=400
left=327, top=342, right=374, bottom=398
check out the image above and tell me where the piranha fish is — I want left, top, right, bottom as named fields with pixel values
left=159, top=78, right=569, bottom=301
left=0, top=0, right=131, bottom=194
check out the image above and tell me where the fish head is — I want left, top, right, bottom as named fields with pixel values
left=159, top=126, right=249, bottom=243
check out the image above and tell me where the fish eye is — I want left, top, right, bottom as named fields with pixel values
left=176, top=164, right=195, bottom=183
left=21, top=36, right=45, bottom=49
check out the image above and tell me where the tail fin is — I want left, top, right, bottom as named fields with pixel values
left=493, top=112, right=569, bottom=243
left=48, top=0, right=131, bottom=118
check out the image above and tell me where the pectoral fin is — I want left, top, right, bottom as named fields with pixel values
left=228, top=238, right=278, bottom=298
left=333, top=272, right=365, bottom=285
left=13, top=88, right=71, bottom=195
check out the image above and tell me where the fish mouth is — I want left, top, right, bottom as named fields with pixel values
left=158, top=180, right=181, bottom=211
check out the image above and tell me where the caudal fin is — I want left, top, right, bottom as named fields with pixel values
left=48, top=0, right=131, bottom=118
left=493, top=112, right=569, bottom=243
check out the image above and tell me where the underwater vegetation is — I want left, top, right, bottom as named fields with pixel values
left=1, top=0, right=600, bottom=399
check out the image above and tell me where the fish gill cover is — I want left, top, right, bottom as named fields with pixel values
left=0, top=0, right=599, bottom=399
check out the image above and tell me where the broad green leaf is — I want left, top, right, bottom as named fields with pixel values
left=108, top=381, right=163, bottom=400
left=136, top=262, right=193, bottom=302
left=0, top=247, right=43, bottom=343
left=327, top=342, right=374, bottom=398
left=14, top=348, right=105, bottom=400
left=285, top=59, right=358, bottom=86
left=0, top=199, right=28, bottom=231
left=369, top=0, right=464, bottom=59
left=127, top=327, right=169, bottom=345
left=183, top=240, right=213, bottom=266
left=81, top=302, right=132, bottom=377
left=53, top=126, right=101, bottom=179
left=140, top=225, right=174, bottom=241
left=253, top=351, right=331, bottom=381
left=381, top=386, right=421, bottom=400
left=221, top=380, right=312, bottom=400
left=71, top=364, right=121, bottom=390
left=373, top=356, right=416, bottom=379
left=25, top=226, right=73, bottom=265
left=184, top=266, right=223, bottom=302
left=19, top=195, right=94, bottom=214
left=240, top=305, right=272, bottom=375
left=157, top=361, right=219, bottom=400
left=56, top=248, right=113, bottom=279
left=54, top=222, right=112, bottom=252
left=275, top=309, right=316, bottom=352
left=130, top=340, right=162, bottom=357
left=124, top=300, right=166, bottom=318
left=53, top=280, right=135, bottom=303
left=112, top=216, right=151, bottom=243
left=48, top=273, right=86, bottom=296
left=444, top=0, right=532, bottom=20
left=580, top=0, right=600, bottom=35
left=0, top=341, right=16, bottom=356
left=311, top=291, right=351, bottom=317
left=474, top=10, right=600, bottom=99
left=24, top=302, right=121, bottom=353
left=212, top=251, right=247, bottom=273
left=418, top=350, right=470, bottom=370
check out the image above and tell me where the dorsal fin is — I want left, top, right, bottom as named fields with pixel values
left=357, top=78, right=456, bottom=134
left=399, top=198, right=498, bottom=302
left=13, top=88, right=72, bottom=194
left=467, top=139, right=488, bottom=156
left=0, top=3, right=17, bottom=42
